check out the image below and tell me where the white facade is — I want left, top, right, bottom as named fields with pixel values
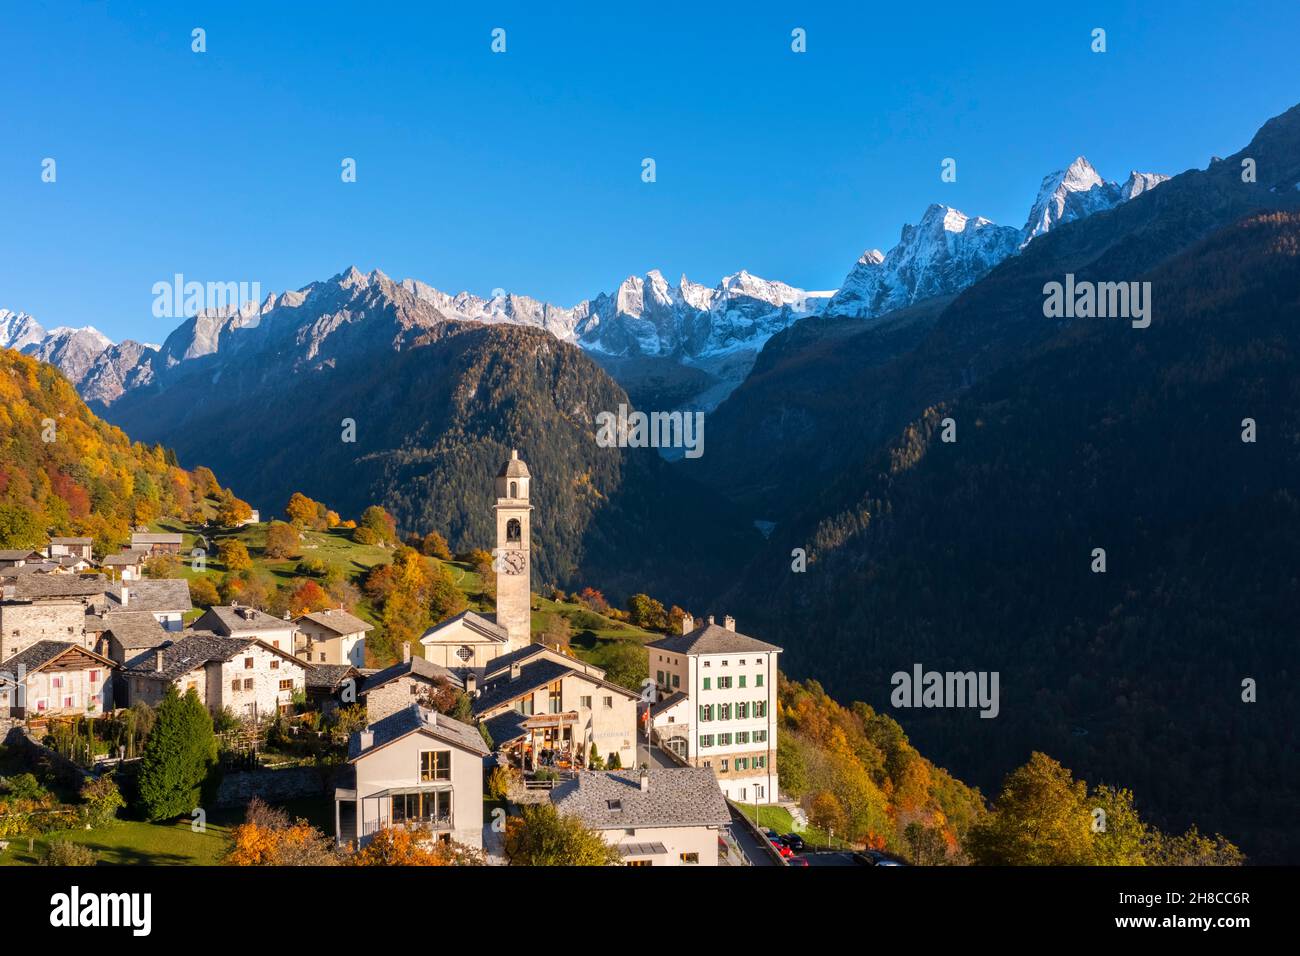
left=650, top=618, right=781, bottom=804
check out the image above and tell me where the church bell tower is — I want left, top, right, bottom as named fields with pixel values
left=494, top=449, right=533, bottom=650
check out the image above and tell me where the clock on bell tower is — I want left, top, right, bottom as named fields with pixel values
left=494, top=449, right=533, bottom=650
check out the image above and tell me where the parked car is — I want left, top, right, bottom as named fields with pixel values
left=788, top=855, right=810, bottom=866
left=781, top=833, right=806, bottom=853
left=768, top=836, right=794, bottom=858
left=853, top=849, right=907, bottom=866
left=763, top=828, right=780, bottom=840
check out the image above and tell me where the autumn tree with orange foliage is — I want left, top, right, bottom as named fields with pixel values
left=778, top=677, right=984, bottom=862
left=288, top=579, right=333, bottom=616
left=225, top=799, right=340, bottom=866
left=349, top=827, right=485, bottom=866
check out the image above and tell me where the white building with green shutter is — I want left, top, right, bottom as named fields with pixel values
left=647, top=614, right=781, bottom=804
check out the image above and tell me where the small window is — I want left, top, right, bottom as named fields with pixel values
left=420, top=750, right=451, bottom=782
left=244, top=678, right=254, bottom=690
left=580, top=696, right=592, bottom=709
left=270, top=659, right=280, bottom=670
left=89, top=670, right=100, bottom=682
left=279, top=679, right=293, bottom=690
left=671, top=674, right=679, bottom=688
left=231, top=679, right=240, bottom=692
left=244, top=657, right=254, bottom=669
left=603, top=696, right=613, bottom=708
left=606, top=800, right=622, bottom=811
left=702, top=677, right=711, bottom=690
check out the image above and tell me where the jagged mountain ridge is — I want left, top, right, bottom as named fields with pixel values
left=824, top=157, right=1170, bottom=320
left=5, top=156, right=1164, bottom=411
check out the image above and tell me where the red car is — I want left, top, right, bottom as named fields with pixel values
left=788, top=856, right=810, bottom=866
left=768, top=836, right=794, bottom=859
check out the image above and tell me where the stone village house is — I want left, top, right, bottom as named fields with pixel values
left=0, top=641, right=118, bottom=719
left=122, top=632, right=309, bottom=720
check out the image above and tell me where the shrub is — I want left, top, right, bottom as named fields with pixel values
left=79, top=775, right=125, bottom=829
left=487, top=765, right=520, bottom=801
left=41, top=840, right=98, bottom=866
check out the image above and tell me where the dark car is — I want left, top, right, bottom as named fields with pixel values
left=853, top=850, right=907, bottom=866
left=788, top=855, right=810, bottom=866
left=781, top=833, right=806, bottom=853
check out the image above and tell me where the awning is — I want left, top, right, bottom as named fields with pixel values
left=618, top=842, right=668, bottom=857
left=363, top=784, right=453, bottom=799
left=520, top=712, right=579, bottom=729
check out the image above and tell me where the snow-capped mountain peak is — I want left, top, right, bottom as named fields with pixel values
left=0, top=309, right=48, bottom=351
left=826, top=156, right=1169, bottom=320
left=1021, top=156, right=1116, bottom=244
left=1120, top=170, right=1171, bottom=201
left=827, top=203, right=1022, bottom=319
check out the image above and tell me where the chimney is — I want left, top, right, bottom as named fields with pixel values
left=282, top=610, right=291, bottom=621
left=402, top=642, right=411, bottom=664
left=681, top=612, right=694, bottom=634
left=120, top=586, right=129, bottom=607
left=154, top=649, right=164, bottom=672
left=359, top=729, right=374, bottom=751
left=465, top=672, right=478, bottom=696
left=639, top=769, right=650, bottom=792
left=509, top=661, right=521, bottom=680
left=723, top=615, right=735, bottom=632
left=706, top=614, right=715, bottom=626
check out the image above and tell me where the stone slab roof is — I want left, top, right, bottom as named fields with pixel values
left=305, top=663, right=360, bottom=691
left=296, top=608, right=372, bottom=636
left=646, top=622, right=783, bottom=657
left=7, top=574, right=107, bottom=600
left=101, top=611, right=169, bottom=650
left=362, top=656, right=461, bottom=694
left=1, top=640, right=116, bottom=677
left=349, top=704, right=488, bottom=760
left=196, top=604, right=291, bottom=633
left=551, top=769, right=731, bottom=830
left=108, top=579, right=192, bottom=614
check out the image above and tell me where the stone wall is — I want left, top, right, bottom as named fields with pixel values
left=0, top=602, right=87, bottom=659
left=213, top=764, right=336, bottom=809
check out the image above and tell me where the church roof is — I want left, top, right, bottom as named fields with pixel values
left=418, top=610, right=508, bottom=645
left=496, top=449, right=530, bottom=478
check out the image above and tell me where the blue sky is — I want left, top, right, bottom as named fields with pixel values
left=3, top=0, right=1298, bottom=343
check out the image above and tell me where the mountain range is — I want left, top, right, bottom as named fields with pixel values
left=2, top=156, right=1166, bottom=414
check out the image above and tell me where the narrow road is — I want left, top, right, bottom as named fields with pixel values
left=727, top=803, right=777, bottom=866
